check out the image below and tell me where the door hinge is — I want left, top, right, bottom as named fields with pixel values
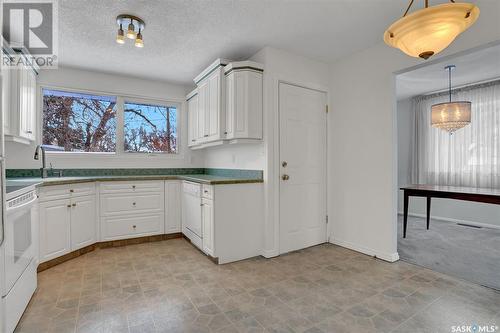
left=325, top=105, right=329, bottom=113
left=326, top=215, right=329, bottom=224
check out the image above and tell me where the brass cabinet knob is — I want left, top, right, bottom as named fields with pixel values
left=132, top=202, right=136, bottom=206
left=67, top=204, right=71, bottom=208
left=69, top=189, right=74, bottom=193
left=282, top=174, right=290, bottom=181
left=132, top=225, right=136, bottom=229
left=132, top=185, right=136, bottom=189
left=72, top=203, right=76, bottom=207
left=282, top=161, right=288, bottom=168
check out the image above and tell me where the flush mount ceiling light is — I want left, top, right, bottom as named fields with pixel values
left=116, top=14, right=145, bottom=48
left=431, top=65, right=471, bottom=134
left=384, top=0, right=479, bottom=60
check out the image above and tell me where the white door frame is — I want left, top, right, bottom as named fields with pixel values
left=277, top=80, right=329, bottom=254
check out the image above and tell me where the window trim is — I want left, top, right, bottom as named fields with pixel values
left=38, top=84, right=184, bottom=159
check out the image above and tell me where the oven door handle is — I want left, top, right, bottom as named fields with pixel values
left=6, top=196, right=38, bottom=215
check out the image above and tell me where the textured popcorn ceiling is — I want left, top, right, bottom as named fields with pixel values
left=57, top=0, right=419, bottom=85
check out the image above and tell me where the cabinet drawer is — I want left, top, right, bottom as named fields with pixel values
left=99, top=181, right=163, bottom=194
left=101, top=213, right=164, bottom=241
left=100, top=193, right=164, bottom=216
left=202, top=185, right=213, bottom=199
left=39, top=183, right=95, bottom=202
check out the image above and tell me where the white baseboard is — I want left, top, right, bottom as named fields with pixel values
left=261, top=249, right=279, bottom=258
left=398, top=211, right=500, bottom=230
left=330, top=238, right=399, bottom=262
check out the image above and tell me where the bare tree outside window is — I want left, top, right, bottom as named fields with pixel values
left=42, top=89, right=178, bottom=154
left=124, top=101, right=177, bottom=154
left=42, top=89, right=117, bottom=152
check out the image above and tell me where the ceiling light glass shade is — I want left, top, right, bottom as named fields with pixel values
left=127, top=22, right=136, bottom=39
left=431, top=101, right=471, bottom=133
left=135, top=32, right=144, bottom=48
left=116, top=28, right=125, bottom=44
left=384, top=3, right=479, bottom=60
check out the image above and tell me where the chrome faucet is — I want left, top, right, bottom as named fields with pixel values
left=34, top=145, right=48, bottom=178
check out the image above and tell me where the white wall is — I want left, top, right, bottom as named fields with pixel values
left=397, top=98, right=500, bottom=229
left=250, top=46, right=330, bottom=257
left=328, top=0, right=500, bottom=261
left=5, top=66, right=205, bottom=169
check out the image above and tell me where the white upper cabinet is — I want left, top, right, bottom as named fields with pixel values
left=1, top=48, right=13, bottom=136
left=5, top=50, right=37, bottom=144
left=224, top=61, right=263, bottom=140
left=193, top=59, right=228, bottom=145
left=187, top=58, right=263, bottom=149
left=187, top=89, right=199, bottom=147
left=207, top=70, right=222, bottom=141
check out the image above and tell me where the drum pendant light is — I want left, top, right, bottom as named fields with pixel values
left=384, top=0, right=479, bottom=60
left=431, top=65, right=471, bottom=134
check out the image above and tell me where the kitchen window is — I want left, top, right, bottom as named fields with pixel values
left=124, top=101, right=177, bottom=154
left=42, top=89, right=117, bottom=152
left=42, top=88, right=179, bottom=155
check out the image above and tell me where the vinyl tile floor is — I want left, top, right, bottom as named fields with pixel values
left=398, top=215, right=500, bottom=291
left=16, top=238, right=500, bottom=333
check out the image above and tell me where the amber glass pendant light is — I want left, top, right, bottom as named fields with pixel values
left=384, top=0, right=479, bottom=60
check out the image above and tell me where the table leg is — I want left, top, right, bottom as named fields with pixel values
left=403, top=191, right=409, bottom=238
left=426, top=196, right=431, bottom=230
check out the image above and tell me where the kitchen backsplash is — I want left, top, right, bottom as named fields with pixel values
left=6, top=168, right=263, bottom=179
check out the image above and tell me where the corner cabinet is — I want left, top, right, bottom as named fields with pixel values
left=224, top=61, right=263, bottom=141
left=4, top=50, right=38, bottom=144
left=187, top=59, right=263, bottom=149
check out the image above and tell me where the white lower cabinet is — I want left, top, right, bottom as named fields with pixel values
left=70, top=195, right=96, bottom=250
left=165, top=181, right=181, bottom=233
left=201, top=197, right=214, bottom=256
left=101, top=213, right=164, bottom=241
left=99, top=180, right=165, bottom=241
left=39, top=189, right=97, bottom=263
left=39, top=199, right=71, bottom=262
left=37, top=179, right=264, bottom=266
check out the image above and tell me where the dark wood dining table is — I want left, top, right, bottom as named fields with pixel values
left=400, top=185, right=500, bottom=238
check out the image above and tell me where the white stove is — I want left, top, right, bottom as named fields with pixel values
left=1, top=185, right=38, bottom=333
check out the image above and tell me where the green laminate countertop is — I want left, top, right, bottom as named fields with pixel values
left=6, top=174, right=263, bottom=188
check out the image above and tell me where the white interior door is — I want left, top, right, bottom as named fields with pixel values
left=279, top=82, right=327, bottom=254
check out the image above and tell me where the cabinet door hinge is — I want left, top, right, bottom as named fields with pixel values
left=326, top=215, right=329, bottom=224
left=325, top=105, right=329, bottom=114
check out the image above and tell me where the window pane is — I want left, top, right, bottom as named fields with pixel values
left=42, top=89, right=117, bottom=152
left=124, top=101, right=177, bottom=153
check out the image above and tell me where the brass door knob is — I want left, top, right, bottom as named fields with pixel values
left=282, top=161, right=288, bottom=168
left=282, top=174, right=290, bottom=181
